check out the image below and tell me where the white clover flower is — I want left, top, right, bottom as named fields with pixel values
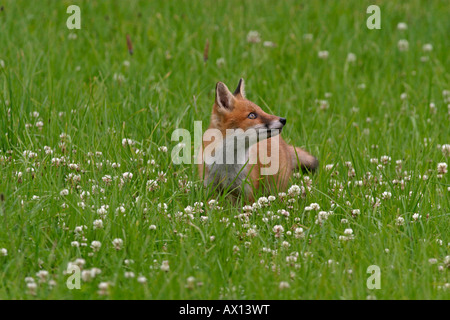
left=158, top=146, right=168, bottom=153
left=27, top=282, right=37, bottom=295
left=97, top=205, right=108, bottom=218
left=319, top=99, right=330, bottom=109
left=115, top=206, right=126, bottom=215
left=90, top=240, right=102, bottom=252
left=122, top=138, right=134, bottom=147
left=73, top=258, right=86, bottom=268
left=74, top=226, right=84, bottom=234
left=310, top=203, right=320, bottom=210
left=397, top=22, right=408, bottom=30
left=71, top=241, right=80, bottom=247
left=216, top=57, right=225, bottom=68
left=398, top=39, right=409, bottom=51
left=36, top=270, right=49, bottom=282
left=315, top=211, right=330, bottom=225
left=113, top=73, right=125, bottom=82
left=344, top=228, right=353, bottom=235
left=294, top=228, right=304, bottom=239
left=184, top=205, right=194, bottom=215
left=24, top=277, right=35, bottom=284
left=441, top=144, right=450, bottom=157
left=146, top=179, right=159, bottom=191
left=246, top=30, right=261, bottom=43
left=395, top=216, right=405, bottom=226
left=381, top=191, right=392, bottom=199
left=44, top=146, right=53, bottom=155
left=278, top=209, right=290, bottom=217
left=422, top=43, right=433, bottom=52
left=0, top=248, right=7, bottom=256
left=272, top=225, right=284, bottom=236
left=137, top=276, right=147, bottom=284
left=93, top=219, right=103, bottom=229
left=68, top=33, right=77, bottom=40
left=111, top=162, right=120, bottom=169
left=380, top=155, right=391, bottom=164
left=122, top=172, right=133, bottom=181
left=161, top=260, right=170, bottom=272
left=158, top=202, right=168, bottom=213
left=263, top=41, right=276, bottom=48
left=279, top=281, right=290, bottom=289
left=23, top=150, right=38, bottom=159
left=149, top=224, right=156, bottom=230
left=246, top=228, right=258, bottom=238
left=318, top=50, right=329, bottom=59
left=444, top=256, right=450, bottom=266
left=281, top=241, right=290, bottom=248
left=346, top=52, right=357, bottom=63
left=112, top=238, right=123, bottom=250
left=68, top=163, right=79, bottom=171
left=207, top=199, right=217, bottom=208
left=437, top=162, right=447, bottom=174
left=81, top=270, right=95, bottom=282
left=98, top=282, right=109, bottom=295
left=60, top=189, right=69, bottom=196
left=288, top=184, right=302, bottom=197
left=257, top=197, right=269, bottom=207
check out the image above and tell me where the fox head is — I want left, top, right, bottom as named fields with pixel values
left=210, top=79, right=286, bottom=140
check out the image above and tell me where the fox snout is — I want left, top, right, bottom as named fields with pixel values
left=267, top=117, right=286, bottom=131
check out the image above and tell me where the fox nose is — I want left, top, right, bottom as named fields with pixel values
left=279, top=117, right=286, bottom=126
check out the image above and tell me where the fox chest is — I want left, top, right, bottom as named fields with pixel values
left=206, top=160, right=247, bottom=185
left=202, top=140, right=257, bottom=196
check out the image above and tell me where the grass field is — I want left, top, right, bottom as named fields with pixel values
left=0, top=0, right=449, bottom=300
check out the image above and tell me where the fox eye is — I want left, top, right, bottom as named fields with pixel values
left=248, top=112, right=257, bottom=119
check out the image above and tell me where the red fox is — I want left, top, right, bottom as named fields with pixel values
left=198, top=79, right=318, bottom=202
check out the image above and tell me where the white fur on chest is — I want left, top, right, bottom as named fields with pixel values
left=204, top=139, right=252, bottom=193
left=206, top=161, right=248, bottom=190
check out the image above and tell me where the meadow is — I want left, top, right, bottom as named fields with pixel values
left=0, top=0, right=449, bottom=299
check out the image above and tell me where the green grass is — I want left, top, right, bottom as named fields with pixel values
left=0, top=0, right=449, bottom=299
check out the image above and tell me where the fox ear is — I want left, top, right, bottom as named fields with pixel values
left=215, top=82, right=235, bottom=111
left=233, top=78, right=245, bottom=98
